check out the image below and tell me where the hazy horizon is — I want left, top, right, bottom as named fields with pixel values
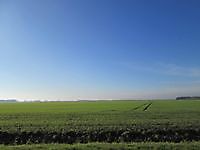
left=1, top=0, right=200, bottom=100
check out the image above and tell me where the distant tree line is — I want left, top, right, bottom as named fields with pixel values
left=176, top=96, right=200, bottom=100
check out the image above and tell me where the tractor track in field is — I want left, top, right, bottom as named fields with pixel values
left=130, top=102, right=152, bottom=111
left=143, top=102, right=152, bottom=111
left=131, top=103, right=148, bottom=111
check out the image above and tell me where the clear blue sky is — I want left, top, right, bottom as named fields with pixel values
left=0, top=0, right=200, bottom=100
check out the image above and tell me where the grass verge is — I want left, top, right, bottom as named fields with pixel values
left=0, top=142, right=200, bottom=150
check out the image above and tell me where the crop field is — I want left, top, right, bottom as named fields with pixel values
left=0, top=100, right=200, bottom=148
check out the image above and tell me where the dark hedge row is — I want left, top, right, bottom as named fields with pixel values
left=0, top=127, right=200, bottom=145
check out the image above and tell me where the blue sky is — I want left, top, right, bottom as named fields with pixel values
left=0, top=0, right=200, bottom=100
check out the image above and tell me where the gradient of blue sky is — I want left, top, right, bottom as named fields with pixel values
left=0, top=0, right=200, bottom=100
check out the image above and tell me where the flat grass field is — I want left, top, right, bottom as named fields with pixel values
left=0, top=100, right=200, bottom=149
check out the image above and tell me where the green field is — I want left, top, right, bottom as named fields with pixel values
left=0, top=100, right=200, bottom=131
left=0, top=100, right=200, bottom=147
